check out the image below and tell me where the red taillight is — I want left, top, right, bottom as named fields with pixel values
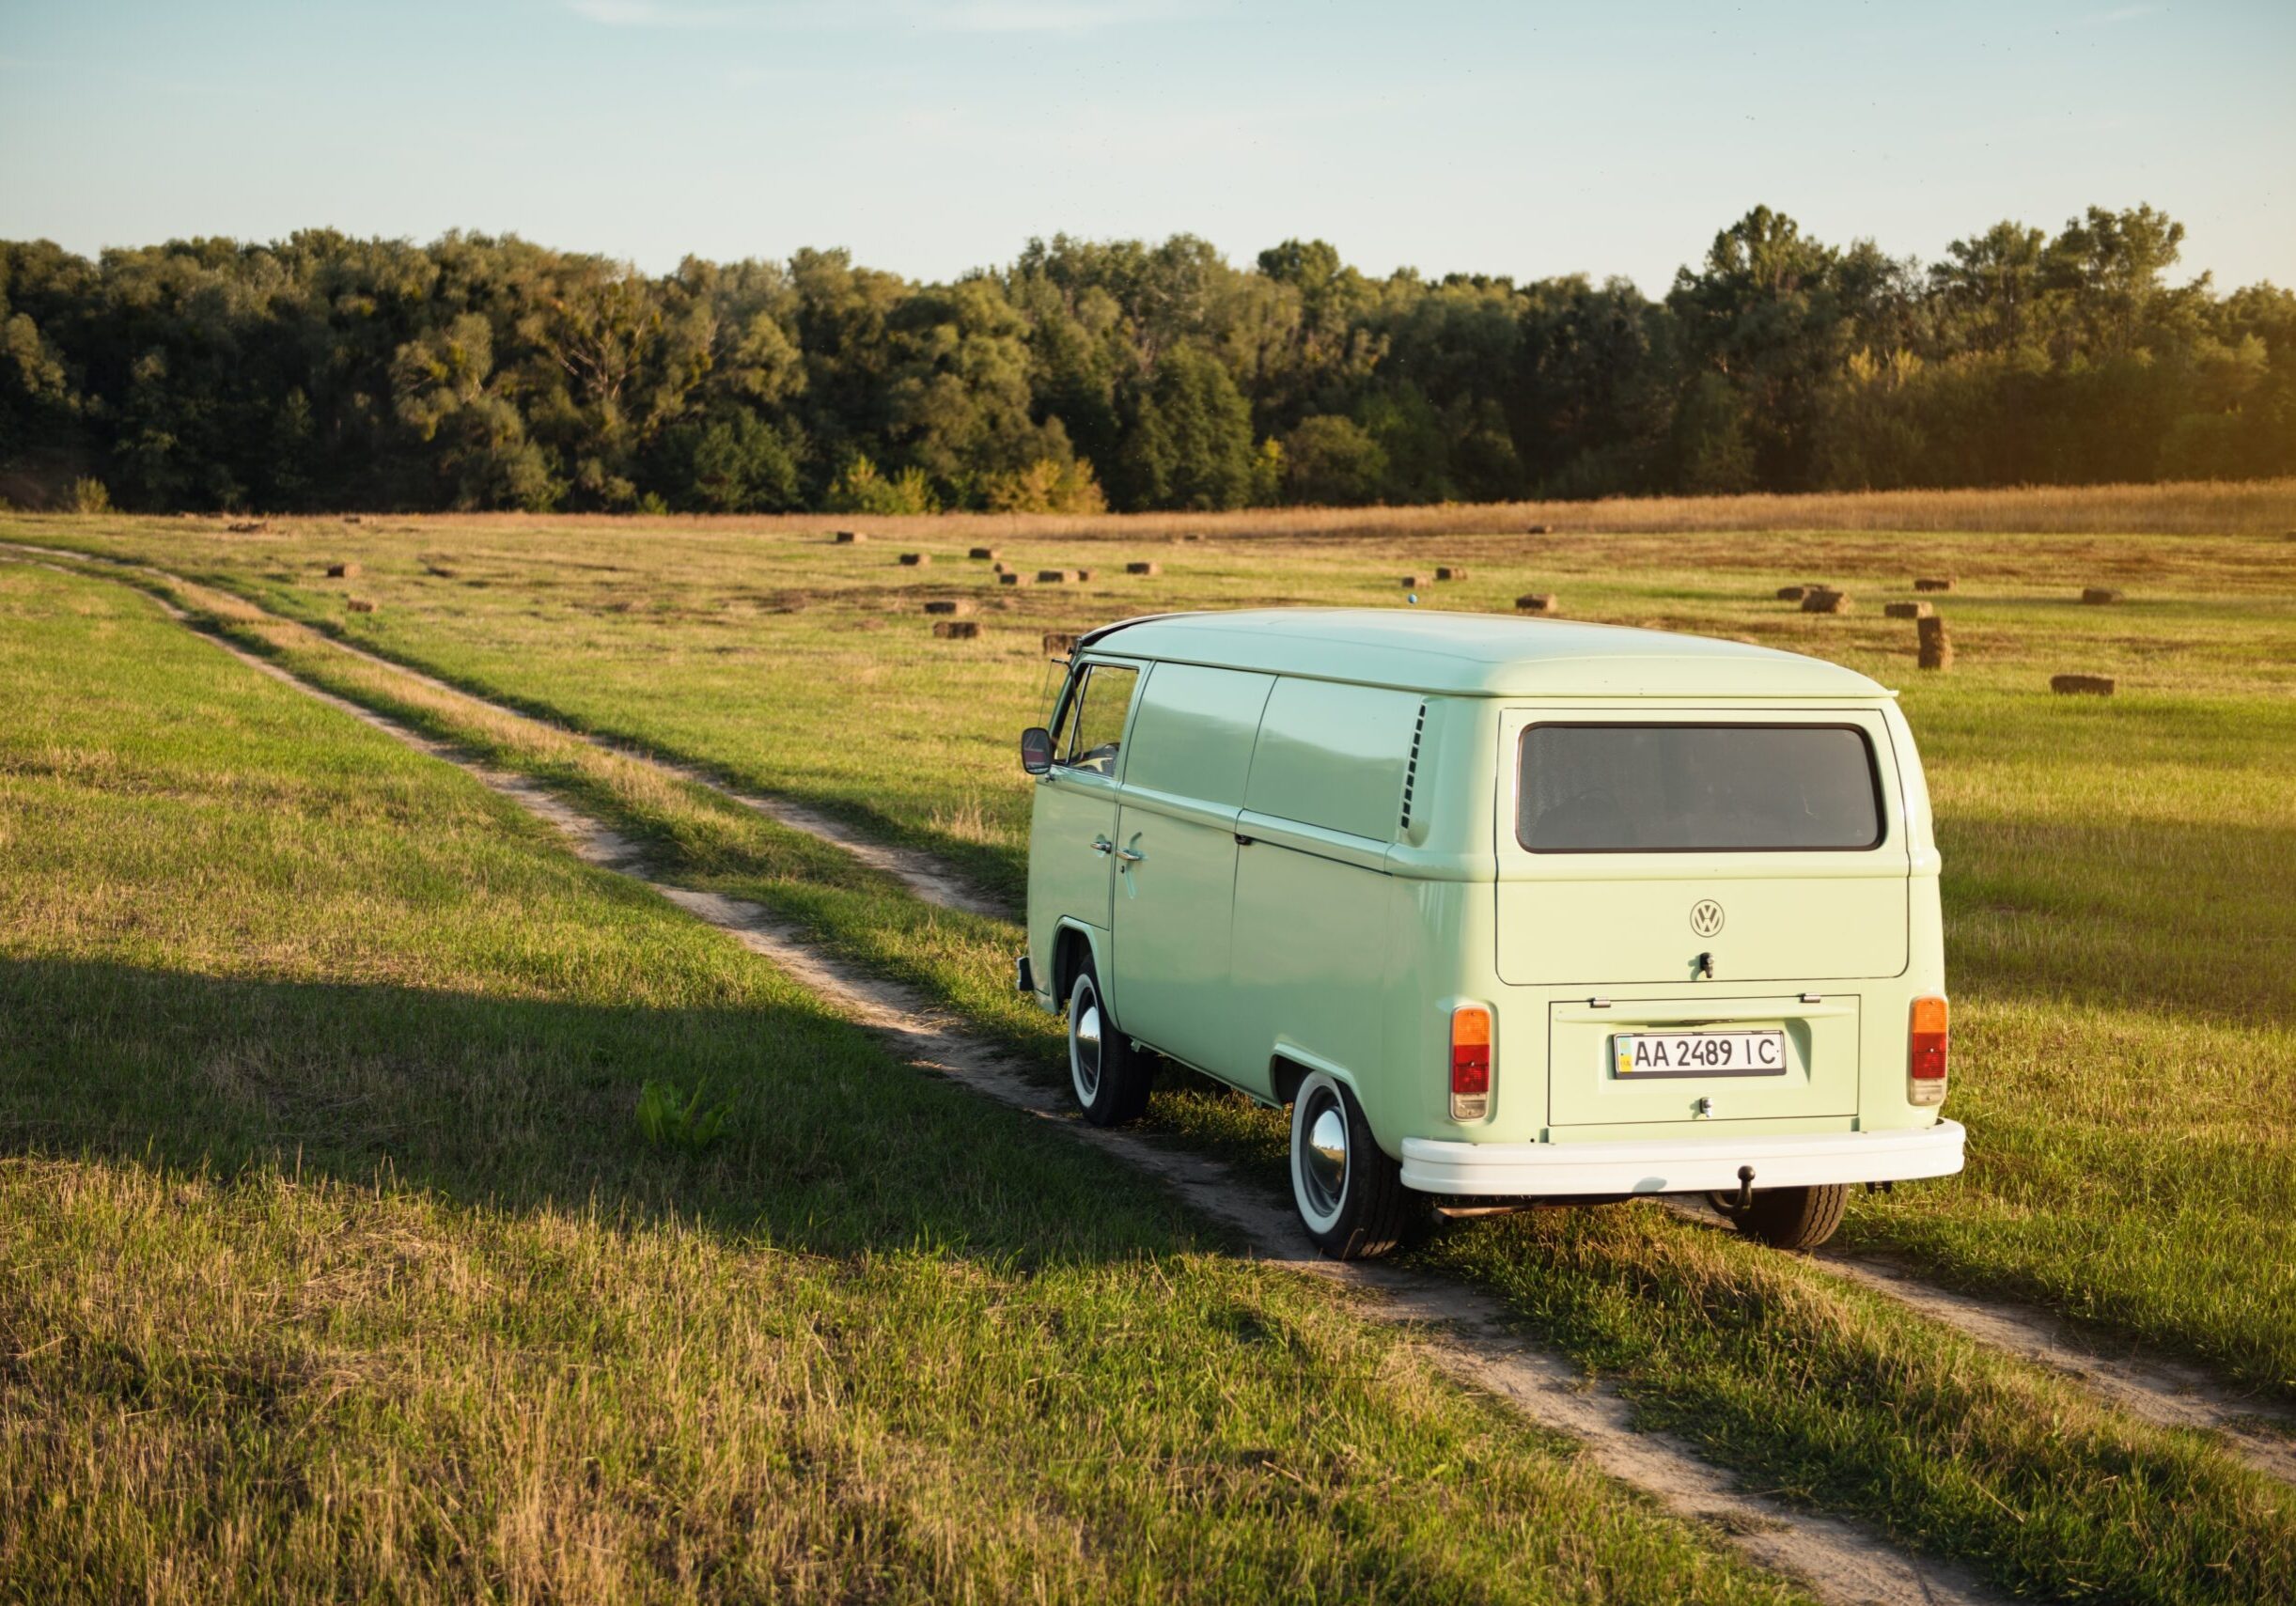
left=1910, top=995, right=1948, bottom=1105
left=1451, top=1006, right=1492, bottom=1119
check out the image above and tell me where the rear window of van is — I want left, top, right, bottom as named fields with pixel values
left=1518, top=724, right=1882, bottom=852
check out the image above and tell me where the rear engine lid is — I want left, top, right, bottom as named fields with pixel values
left=1495, top=709, right=1910, bottom=987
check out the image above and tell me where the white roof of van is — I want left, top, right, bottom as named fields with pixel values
left=1088, top=608, right=1891, bottom=699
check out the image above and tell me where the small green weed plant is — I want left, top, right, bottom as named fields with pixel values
left=635, top=1079, right=733, bottom=1155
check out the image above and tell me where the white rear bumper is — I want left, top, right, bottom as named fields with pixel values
left=1399, top=1119, right=1964, bottom=1197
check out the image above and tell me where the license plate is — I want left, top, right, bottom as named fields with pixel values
left=1614, top=1030, right=1788, bottom=1079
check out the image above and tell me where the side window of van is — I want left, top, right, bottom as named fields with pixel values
left=1054, top=663, right=1139, bottom=776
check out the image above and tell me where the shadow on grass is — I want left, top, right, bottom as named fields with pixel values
left=0, top=955, right=1212, bottom=1266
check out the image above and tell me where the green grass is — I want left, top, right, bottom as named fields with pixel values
left=0, top=563, right=1824, bottom=1604
left=22, top=509, right=2292, bottom=1400
left=16, top=518, right=2296, bottom=1601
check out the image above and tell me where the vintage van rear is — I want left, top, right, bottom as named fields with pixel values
left=1020, top=609, right=1962, bottom=1259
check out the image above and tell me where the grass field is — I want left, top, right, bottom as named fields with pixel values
left=0, top=562, right=1846, bottom=1603
left=8, top=479, right=2296, bottom=1601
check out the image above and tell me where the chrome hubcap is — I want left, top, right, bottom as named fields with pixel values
left=1071, top=990, right=1102, bottom=1100
left=1303, top=1091, right=1348, bottom=1216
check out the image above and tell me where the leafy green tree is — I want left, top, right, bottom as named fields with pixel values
left=1352, top=383, right=1453, bottom=503
left=882, top=277, right=1074, bottom=505
left=391, top=314, right=560, bottom=510
left=980, top=456, right=1107, bottom=514
left=2044, top=204, right=2194, bottom=358
left=824, top=452, right=938, bottom=515
left=1930, top=222, right=2051, bottom=355
left=1112, top=344, right=1256, bottom=510
left=0, top=211, right=2289, bottom=511
left=1283, top=413, right=1387, bottom=505
left=1513, top=275, right=1674, bottom=497
left=1671, top=370, right=1757, bottom=493
left=1668, top=206, right=1860, bottom=489
left=649, top=409, right=803, bottom=512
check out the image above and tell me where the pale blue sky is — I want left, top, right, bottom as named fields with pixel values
left=3, top=1, right=2289, bottom=290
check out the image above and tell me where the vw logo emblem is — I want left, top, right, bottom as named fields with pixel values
left=1689, top=898, right=1726, bottom=938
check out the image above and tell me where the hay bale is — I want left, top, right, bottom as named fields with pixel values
left=834, top=530, right=867, bottom=543
left=1524, top=523, right=1551, bottom=535
left=1399, top=574, right=1429, bottom=589
left=968, top=546, right=1000, bottom=560
left=2051, top=673, right=2115, bottom=695
left=923, top=600, right=974, bottom=616
left=1515, top=593, right=1559, bottom=614
left=1801, top=589, right=1851, bottom=615
left=1125, top=560, right=1161, bottom=575
left=2081, top=586, right=2123, bottom=605
left=1913, top=576, right=1955, bottom=593
left=898, top=553, right=930, bottom=567
left=1036, top=569, right=1077, bottom=584
left=346, top=598, right=378, bottom=614
left=343, top=514, right=363, bottom=524
left=932, top=620, right=981, bottom=640
left=1916, top=616, right=1952, bottom=670
left=1775, top=585, right=1808, bottom=601
left=1883, top=600, right=1934, bottom=620
left=326, top=561, right=360, bottom=578
left=1075, top=568, right=1096, bottom=583
left=1042, top=631, right=1080, bottom=658
left=1436, top=566, right=1469, bottom=582
left=999, top=571, right=1030, bottom=587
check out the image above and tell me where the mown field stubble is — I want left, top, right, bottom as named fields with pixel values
left=6, top=478, right=2295, bottom=1603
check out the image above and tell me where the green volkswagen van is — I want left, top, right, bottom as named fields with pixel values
left=1017, top=609, right=1962, bottom=1259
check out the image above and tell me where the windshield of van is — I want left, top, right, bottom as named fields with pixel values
left=1517, top=724, right=1882, bottom=852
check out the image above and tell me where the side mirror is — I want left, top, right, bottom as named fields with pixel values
left=1020, top=726, right=1054, bottom=775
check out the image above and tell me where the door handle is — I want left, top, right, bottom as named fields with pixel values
left=1116, top=846, right=1145, bottom=864
left=1091, top=836, right=1115, bottom=855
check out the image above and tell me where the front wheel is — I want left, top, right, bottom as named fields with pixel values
left=1067, top=961, right=1152, bottom=1127
left=1732, top=1183, right=1849, bottom=1251
left=1289, top=1070, right=1413, bottom=1260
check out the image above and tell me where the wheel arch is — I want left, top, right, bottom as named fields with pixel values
left=1050, top=921, right=1106, bottom=1014
left=1269, top=1045, right=1362, bottom=1110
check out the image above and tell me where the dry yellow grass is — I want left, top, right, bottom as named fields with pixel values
left=146, top=476, right=2296, bottom=542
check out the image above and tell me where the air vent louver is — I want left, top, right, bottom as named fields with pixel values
left=1399, top=701, right=1427, bottom=831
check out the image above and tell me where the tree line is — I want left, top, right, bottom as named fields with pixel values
left=1, top=204, right=2288, bottom=515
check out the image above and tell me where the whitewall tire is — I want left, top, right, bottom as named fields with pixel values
left=1288, top=1069, right=1413, bottom=1259
left=1066, top=959, right=1152, bottom=1127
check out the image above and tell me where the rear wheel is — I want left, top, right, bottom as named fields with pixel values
left=1733, top=1183, right=1849, bottom=1251
left=1066, top=959, right=1152, bottom=1127
left=1289, top=1070, right=1413, bottom=1260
